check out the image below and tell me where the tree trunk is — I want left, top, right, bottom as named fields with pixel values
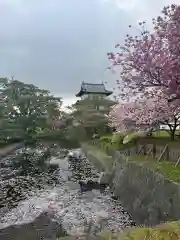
left=167, top=121, right=177, bottom=141
left=170, top=132, right=175, bottom=140
left=169, top=128, right=176, bottom=141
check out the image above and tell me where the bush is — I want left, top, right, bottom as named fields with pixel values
left=100, top=133, right=125, bottom=150
left=99, top=132, right=138, bottom=152
left=119, top=221, right=180, bottom=240
left=111, top=132, right=124, bottom=143
left=100, top=136, right=112, bottom=143
left=100, top=221, right=180, bottom=240
left=99, top=135, right=112, bottom=150
left=111, top=132, right=125, bottom=148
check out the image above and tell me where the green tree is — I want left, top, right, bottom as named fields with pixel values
left=0, top=77, right=62, bottom=140
left=69, top=97, right=116, bottom=139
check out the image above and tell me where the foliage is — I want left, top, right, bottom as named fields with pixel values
left=70, top=97, right=116, bottom=139
left=118, top=221, right=180, bottom=240
left=107, top=4, right=180, bottom=102
left=100, top=135, right=113, bottom=145
left=100, top=221, right=180, bottom=240
left=129, top=154, right=180, bottom=183
left=111, top=132, right=125, bottom=144
left=35, top=130, right=80, bottom=149
left=122, top=131, right=147, bottom=144
left=99, top=132, right=138, bottom=152
left=0, top=77, right=63, bottom=141
left=109, top=90, right=180, bottom=140
left=99, top=136, right=112, bottom=151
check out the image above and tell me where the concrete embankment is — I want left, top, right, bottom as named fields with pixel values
left=81, top=143, right=180, bottom=226
left=81, top=143, right=113, bottom=184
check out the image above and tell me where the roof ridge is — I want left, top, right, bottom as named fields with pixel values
left=76, top=82, right=113, bottom=97
left=82, top=82, right=105, bottom=85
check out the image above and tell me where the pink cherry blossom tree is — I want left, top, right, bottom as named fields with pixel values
left=109, top=90, right=180, bottom=140
left=107, top=4, right=180, bottom=102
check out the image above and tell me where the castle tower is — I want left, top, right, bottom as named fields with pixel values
left=75, top=81, right=112, bottom=100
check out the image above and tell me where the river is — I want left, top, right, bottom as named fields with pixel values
left=0, top=143, right=134, bottom=238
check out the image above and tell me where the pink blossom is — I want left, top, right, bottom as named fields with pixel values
left=109, top=90, right=180, bottom=139
left=108, top=4, right=180, bottom=101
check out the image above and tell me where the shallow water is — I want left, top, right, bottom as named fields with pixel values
left=0, top=147, right=133, bottom=235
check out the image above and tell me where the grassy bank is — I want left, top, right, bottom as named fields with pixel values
left=99, top=130, right=180, bottom=151
left=83, top=142, right=180, bottom=184
left=88, top=136, right=180, bottom=185
left=102, top=220, right=180, bottom=240
left=95, top=131, right=180, bottom=183
left=129, top=155, right=180, bottom=183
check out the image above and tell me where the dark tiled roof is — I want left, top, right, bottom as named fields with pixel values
left=76, top=82, right=113, bottom=97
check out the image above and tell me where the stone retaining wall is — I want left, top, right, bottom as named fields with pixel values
left=81, top=145, right=180, bottom=226
left=111, top=151, right=180, bottom=226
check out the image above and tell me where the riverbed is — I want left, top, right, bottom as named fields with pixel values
left=0, top=144, right=133, bottom=238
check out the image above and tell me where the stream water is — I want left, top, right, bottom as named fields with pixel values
left=0, top=144, right=133, bottom=238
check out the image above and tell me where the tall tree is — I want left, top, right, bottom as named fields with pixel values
left=107, top=4, right=180, bottom=102
left=70, top=97, right=116, bottom=138
left=0, top=77, right=62, bottom=140
left=109, top=90, right=180, bottom=140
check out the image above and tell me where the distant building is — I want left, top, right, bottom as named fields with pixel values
left=76, top=81, right=113, bottom=100
left=74, top=82, right=113, bottom=130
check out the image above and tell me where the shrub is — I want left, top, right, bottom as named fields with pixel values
left=100, top=136, right=112, bottom=143
left=111, top=132, right=124, bottom=143
left=99, top=132, right=139, bottom=151
left=119, top=221, right=180, bottom=240
left=100, top=133, right=125, bottom=151
left=101, top=221, right=180, bottom=240
left=123, top=131, right=147, bottom=144
left=99, top=135, right=112, bottom=149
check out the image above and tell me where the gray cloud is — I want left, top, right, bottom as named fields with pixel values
left=0, top=0, right=179, bottom=101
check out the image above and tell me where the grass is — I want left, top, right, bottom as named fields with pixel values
left=101, top=221, right=180, bottom=240
left=129, top=154, right=180, bottom=183
left=152, top=129, right=180, bottom=138
left=90, top=143, right=180, bottom=183
left=100, top=130, right=180, bottom=147
left=138, top=137, right=180, bottom=146
left=152, top=130, right=171, bottom=137
left=97, top=130, right=180, bottom=183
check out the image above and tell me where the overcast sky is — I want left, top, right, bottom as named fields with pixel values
left=0, top=0, right=180, bottom=107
